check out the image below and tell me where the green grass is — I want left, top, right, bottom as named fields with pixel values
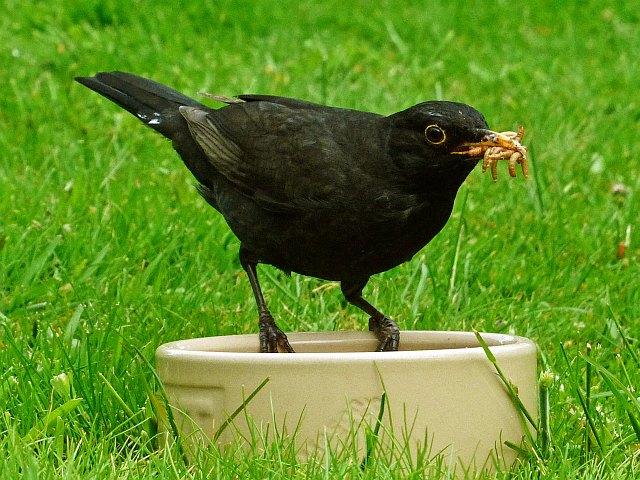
left=2, top=0, right=639, bottom=477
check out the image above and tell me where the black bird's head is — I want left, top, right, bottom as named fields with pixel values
left=386, top=101, right=517, bottom=191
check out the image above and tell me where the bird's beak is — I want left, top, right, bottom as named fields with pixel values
left=452, top=128, right=527, bottom=159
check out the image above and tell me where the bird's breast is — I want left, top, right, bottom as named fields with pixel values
left=231, top=193, right=455, bottom=281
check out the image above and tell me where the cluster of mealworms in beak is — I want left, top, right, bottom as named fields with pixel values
left=481, top=127, right=528, bottom=182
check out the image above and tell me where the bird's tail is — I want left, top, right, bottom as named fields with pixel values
left=75, top=71, right=205, bottom=140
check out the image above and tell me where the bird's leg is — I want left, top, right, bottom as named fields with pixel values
left=239, top=251, right=294, bottom=353
left=341, top=281, right=400, bottom=352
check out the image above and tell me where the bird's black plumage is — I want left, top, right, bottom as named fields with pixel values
left=75, top=71, right=499, bottom=352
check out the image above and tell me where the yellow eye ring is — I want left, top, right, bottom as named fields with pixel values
left=425, top=124, right=446, bottom=145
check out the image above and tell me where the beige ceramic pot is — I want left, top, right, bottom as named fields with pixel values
left=156, top=330, right=537, bottom=473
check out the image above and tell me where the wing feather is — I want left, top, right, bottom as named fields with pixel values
left=180, top=101, right=377, bottom=213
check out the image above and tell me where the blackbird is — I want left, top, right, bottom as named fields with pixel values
left=75, top=71, right=518, bottom=353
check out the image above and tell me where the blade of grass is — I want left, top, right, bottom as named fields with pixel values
left=585, top=343, right=593, bottom=455
left=130, top=343, right=185, bottom=462
left=559, top=344, right=603, bottom=454
left=448, top=189, right=468, bottom=300
left=360, top=392, right=386, bottom=469
left=63, top=303, right=85, bottom=347
left=527, top=142, right=545, bottom=214
left=583, top=355, right=640, bottom=443
left=607, top=304, right=639, bottom=368
left=262, top=268, right=299, bottom=304
left=98, top=372, right=137, bottom=420
left=20, top=235, right=62, bottom=285
left=22, top=398, right=83, bottom=443
left=474, top=330, right=538, bottom=430
left=410, top=264, right=429, bottom=321
left=538, top=370, right=554, bottom=457
left=213, top=376, right=270, bottom=443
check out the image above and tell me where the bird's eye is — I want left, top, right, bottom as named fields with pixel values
left=424, top=125, right=446, bottom=145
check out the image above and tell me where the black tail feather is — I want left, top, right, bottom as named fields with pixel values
left=76, top=71, right=223, bottom=185
left=75, top=71, right=204, bottom=138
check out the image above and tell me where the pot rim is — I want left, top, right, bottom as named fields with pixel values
left=156, top=330, right=535, bottom=363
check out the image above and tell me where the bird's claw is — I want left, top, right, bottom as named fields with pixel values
left=258, top=312, right=295, bottom=353
left=368, top=316, right=400, bottom=352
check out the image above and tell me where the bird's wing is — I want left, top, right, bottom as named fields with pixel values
left=180, top=100, right=377, bottom=213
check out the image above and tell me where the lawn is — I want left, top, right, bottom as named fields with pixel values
left=1, top=0, right=639, bottom=478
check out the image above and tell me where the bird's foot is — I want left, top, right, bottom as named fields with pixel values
left=368, top=316, right=399, bottom=352
left=259, top=312, right=295, bottom=353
